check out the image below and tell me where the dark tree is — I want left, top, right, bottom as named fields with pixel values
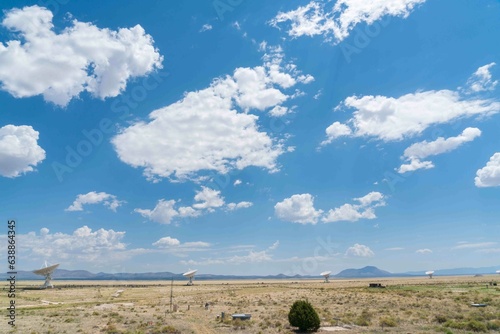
left=288, top=300, right=321, bottom=332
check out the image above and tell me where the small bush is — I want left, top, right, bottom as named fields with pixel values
left=435, top=315, right=448, bottom=323
left=465, top=320, right=488, bottom=332
left=487, top=319, right=500, bottom=330
left=288, top=300, right=321, bottom=332
left=445, top=320, right=488, bottom=332
left=379, top=316, right=397, bottom=327
left=354, top=310, right=372, bottom=326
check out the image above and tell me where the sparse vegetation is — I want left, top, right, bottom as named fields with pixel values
left=1, top=276, right=499, bottom=333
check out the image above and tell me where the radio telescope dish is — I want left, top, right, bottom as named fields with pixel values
left=425, top=270, right=434, bottom=279
left=183, top=269, right=197, bottom=286
left=320, top=271, right=331, bottom=283
left=496, top=270, right=500, bottom=274
left=33, top=263, right=59, bottom=288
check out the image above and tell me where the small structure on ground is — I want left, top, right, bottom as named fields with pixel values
left=232, top=313, right=251, bottom=320
left=321, top=271, right=331, bottom=283
left=183, top=269, right=197, bottom=286
left=32, top=263, right=60, bottom=289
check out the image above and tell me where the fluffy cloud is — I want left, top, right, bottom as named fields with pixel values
left=326, top=90, right=499, bottom=142
left=0, top=125, right=45, bottom=178
left=322, top=191, right=385, bottom=223
left=65, top=191, right=124, bottom=212
left=404, top=128, right=481, bottom=159
left=345, top=243, right=374, bottom=257
left=270, top=0, right=425, bottom=43
left=475, top=153, right=500, bottom=187
left=416, top=248, right=432, bottom=254
left=135, top=199, right=179, bottom=224
left=112, top=49, right=311, bottom=182
left=275, top=191, right=385, bottom=224
left=466, top=63, right=498, bottom=93
left=0, top=6, right=162, bottom=106
left=320, top=121, right=352, bottom=146
left=153, top=236, right=181, bottom=247
left=192, top=187, right=225, bottom=211
left=274, top=193, right=323, bottom=224
left=135, top=187, right=252, bottom=224
left=14, top=226, right=139, bottom=265
left=398, top=127, right=481, bottom=173
left=397, top=159, right=434, bottom=174
left=269, top=105, right=291, bottom=117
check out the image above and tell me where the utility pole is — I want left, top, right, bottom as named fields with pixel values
left=169, top=277, right=173, bottom=313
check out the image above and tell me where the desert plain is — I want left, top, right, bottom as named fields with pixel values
left=1, top=275, right=499, bottom=333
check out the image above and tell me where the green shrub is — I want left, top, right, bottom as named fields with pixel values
left=288, top=300, right=321, bottom=332
left=465, top=320, right=488, bottom=332
left=444, top=320, right=487, bottom=332
left=487, top=319, right=500, bottom=330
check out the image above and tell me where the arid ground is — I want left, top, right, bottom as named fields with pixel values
left=1, top=275, right=499, bottom=333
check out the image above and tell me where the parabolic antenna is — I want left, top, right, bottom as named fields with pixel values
left=320, top=271, right=331, bottom=283
left=33, top=263, right=60, bottom=288
left=425, top=270, right=434, bottom=279
left=183, top=269, right=197, bottom=286
left=496, top=270, right=500, bottom=274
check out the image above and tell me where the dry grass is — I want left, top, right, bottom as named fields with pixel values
left=1, top=275, right=499, bottom=333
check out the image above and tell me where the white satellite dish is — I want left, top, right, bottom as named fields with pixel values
left=33, top=263, right=60, bottom=288
left=320, top=271, right=331, bottom=283
left=425, top=270, right=434, bottom=279
left=183, top=269, right=197, bottom=286
left=496, top=270, right=500, bottom=274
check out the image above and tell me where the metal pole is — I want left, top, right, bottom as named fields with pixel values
left=169, top=277, right=173, bottom=313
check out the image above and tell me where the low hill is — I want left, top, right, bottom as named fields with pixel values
left=335, top=266, right=395, bottom=278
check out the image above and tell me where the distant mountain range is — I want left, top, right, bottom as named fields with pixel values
left=3, top=265, right=499, bottom=281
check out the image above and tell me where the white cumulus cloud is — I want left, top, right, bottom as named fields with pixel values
left=14, top=226, right=140, bottom=266
left=416, top=248, right=432, bottom=254
left=274, top=193, right=323, bottom=224
left=0, top=125, right=45, bottom=178
left=135, top=199, right=179, bottom=224
left=475, top=153, right=500, bottom=187
left=112, top=49, right=311, bottom=182
left=153, top=236, right=181, bottom=247
left=270, top=0, right=426, bottom=43
left=345, top=243, right=374, bottom=257
left=322, top=191, right=385, bottom=223
left=326, top=90, right=499, bottom=142
left=397, top=159, right=434, bottom=174
left=65, top=191, right=124, bottom=212
left=320, top=121, right=352, bottom=146
left=0, top=5, right=163, bottom=106
left=192, top=187, right=225, bottom=211
left=135, top=187, right=251, bottom=224
left=398, top=127, right=481, bottom=173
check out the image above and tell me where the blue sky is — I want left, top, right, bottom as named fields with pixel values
left=1, top=0, right=499, bottom=276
